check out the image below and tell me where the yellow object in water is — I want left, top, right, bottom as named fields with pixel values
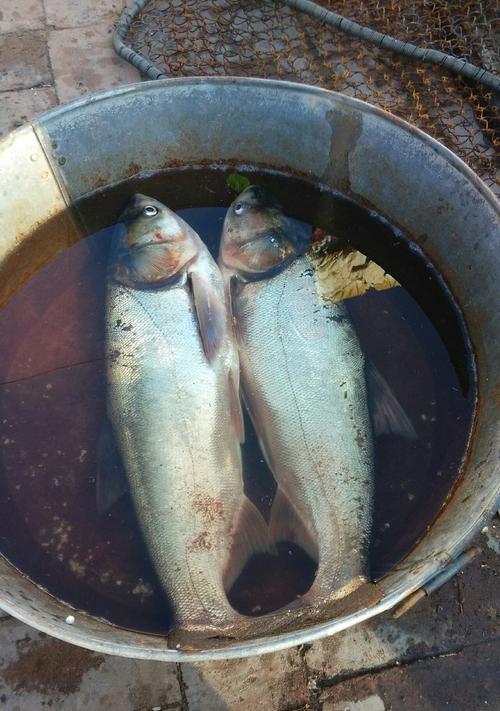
left=310, top=235, right=399, bottom=303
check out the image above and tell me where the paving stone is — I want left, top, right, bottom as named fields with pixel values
left=319, top=640, right=500, bottom=711
left=323, top=693, right=386, bottom=711
left=305, top=524, right=499, bottom=684
left=48, top=25, right=141, bottom=103
left=0, top=31, right=52, bottom=92
left=44, top=0, right=126, bottom=30
left=0, top=0, right=45, bottom=34
left=0, top=616, right=182, bottom=710
left=0, top=5, right=498, bottom=706
left=180, top=647, right=309, bottom=711
left=0, top=86, right=57, bottom=138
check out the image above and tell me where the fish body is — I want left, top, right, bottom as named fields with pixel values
left=106, top=194, right=259, bottom=635
left=220, top=186, right=374, bottom=602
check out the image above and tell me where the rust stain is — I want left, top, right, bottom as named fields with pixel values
left=125, top=161, right=142, bottom=177
left=193, top=495, right=225, bottom=522
left=2, top=636, right=104, bottom=695
left=148, top=157, right=316, bottom=181
left=93, top=174, right=109, bottom=189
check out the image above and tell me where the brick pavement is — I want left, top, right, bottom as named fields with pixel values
left=0, top=0, right=139, bottom=138
left=0, top=3, right=498, bottom=709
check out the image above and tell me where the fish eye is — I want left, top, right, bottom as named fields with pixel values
left=233, top=202, right=245, bottom=216
left=143, top=205, right=158, bottom=217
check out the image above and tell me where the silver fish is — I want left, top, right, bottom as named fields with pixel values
left=105, top=194, right=266, bottom=638
left=219, top=186, right=414, bottom=605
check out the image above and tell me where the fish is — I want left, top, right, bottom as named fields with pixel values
left=104, top=193, right=268, bottom=640
left=219, top=185, right=415, bottom=606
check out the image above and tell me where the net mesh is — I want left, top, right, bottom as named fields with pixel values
left=126, top=0, right=499, bottom=193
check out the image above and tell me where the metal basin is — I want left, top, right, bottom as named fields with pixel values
left=0, top=78, right=498, bottom=661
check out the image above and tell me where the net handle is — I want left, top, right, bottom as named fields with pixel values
left=113, top=0, right=500, bottom=92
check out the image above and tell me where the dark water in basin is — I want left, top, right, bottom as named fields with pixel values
left=0, top=168, right=475, bottom=634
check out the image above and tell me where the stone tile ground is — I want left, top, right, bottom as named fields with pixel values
left=0, top=2, right=499, bottom=709
left=0, top=524, right=496, bottom=709
left=0, top=0, right=139, bottom=137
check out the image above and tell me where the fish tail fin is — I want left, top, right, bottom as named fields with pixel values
left=268, top=487, right=319, bottom=563
left=366, top=361, right=417, bottom=439
left=284, top=574, right=367, bottom=612
left=224, top=497, right=269, bottom=592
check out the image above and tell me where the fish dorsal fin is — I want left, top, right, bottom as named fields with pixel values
left=96, top=418, right=129, bottom=514
left=366, top=361, right=417, bottom=439
left=189, top=266, right=226, bottom=362
left=269, top=487, right=319, bottom=563
left=224, top=498, right=269, bottom=591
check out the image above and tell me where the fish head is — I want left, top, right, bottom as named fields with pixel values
left=110, top=193, right=199, bottom=288
left=220, top=186, right=310, bottom=280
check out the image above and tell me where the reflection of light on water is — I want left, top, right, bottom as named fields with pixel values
left=69, top=559, right=86, bottom=578
left=132, top=579, right=154, bottom=599
left=481, top=522, right=500, bottom=555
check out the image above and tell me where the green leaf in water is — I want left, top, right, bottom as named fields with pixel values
left=226, top=172, right=251, bottom=194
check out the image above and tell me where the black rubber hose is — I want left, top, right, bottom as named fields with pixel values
left=286, top=0, right=499, bottom=93
left=113, top=0, right=499, bottom=93
left=113, top=0, right=167, bottom=80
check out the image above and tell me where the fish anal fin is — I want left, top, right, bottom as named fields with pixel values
left=269, top=487, right=318, bottom=563
left=366, top=361, right=417, bottom=440
left=190, top=268, right=226, bottom=362
left=224, top=498, right=269, bottom=592
left=96, top=418, right=129, bottom=514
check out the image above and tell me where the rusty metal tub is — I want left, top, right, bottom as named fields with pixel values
left=0, top=78, right=498, bottom=661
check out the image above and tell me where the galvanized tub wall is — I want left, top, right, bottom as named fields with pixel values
left=0, top=78, right=498, bottom=661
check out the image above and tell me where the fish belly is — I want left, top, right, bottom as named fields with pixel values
left=106, top=282, right=243, bottom=630
left=236, top=256, right=374, bottom=601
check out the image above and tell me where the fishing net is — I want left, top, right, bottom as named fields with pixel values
left=121, top=0, right=499, bottom=194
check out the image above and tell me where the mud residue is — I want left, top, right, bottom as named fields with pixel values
left=2, top=636, right=104, bottom=695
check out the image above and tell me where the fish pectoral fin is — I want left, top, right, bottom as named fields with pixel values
left=269, top=487, right=318, bottom=563
left=224, top=498, right=269, bottom=591
left=189, top=267, right=227, bottom=362
left=96, top=417, right=129, bottom=514
left=366, top=361, right=417, bottom=440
